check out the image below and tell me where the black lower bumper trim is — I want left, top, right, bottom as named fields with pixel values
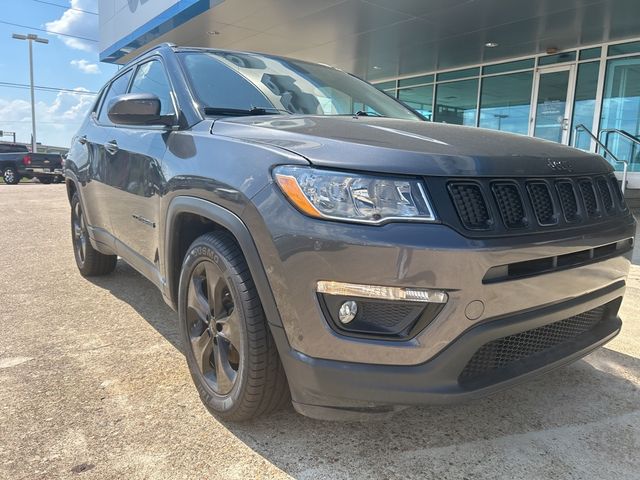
left=271, top=283, right=625, bottom=419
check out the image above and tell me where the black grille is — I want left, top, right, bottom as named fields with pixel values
left=556, top=181, right=579, bottom=222
left=579, top=180, right=599, bottom=217
left=527, top=182, right=556, bottom=225
left=459, top=305, right=606, bottom=385
left=448, top=183, right=491, bottom=229
left=596, top=177, right=614, bottom=212
left=492, top=183, right=526, bottom=228
left=440, top=173, right=627, bottom=237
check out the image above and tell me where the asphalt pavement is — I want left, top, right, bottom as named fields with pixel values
left=1, top=183, right=639, bottom=479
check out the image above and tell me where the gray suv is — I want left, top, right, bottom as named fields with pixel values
left=65, top=44, right=635, bottom=421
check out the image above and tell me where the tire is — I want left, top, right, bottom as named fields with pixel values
left=38, top=177, right=53, bottom=184
left=178, top=232, right=289, bottom=421
left=70, top=192, right=117, bottom=276
left=2, top=167, right=20, bottom=185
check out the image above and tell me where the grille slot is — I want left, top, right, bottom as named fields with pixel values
left=459, top=305, right=607, bottom=385
left=579, top=179, right=599, bottom=217
left=448, top=183, right=491, bottom=229
left=527, top=182, right=556, bottom=225
left=596, top=177, right=614, bottom=212
left=556, top=181, right=579, bottom=222
left=609, top=176, right=626, bottom=209
left=492, top=183, right=526, bottom=228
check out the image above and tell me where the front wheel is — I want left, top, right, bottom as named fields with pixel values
left=178, top=232, right=289, bottom=421
left=2, top=167, right=20, bottom=185
left=70, top=192, right=117, bottom=276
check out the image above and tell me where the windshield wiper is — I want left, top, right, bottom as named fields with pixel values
left=354, top=110, right=385, bottom=117
left=203, top=107, right=288, bottom=116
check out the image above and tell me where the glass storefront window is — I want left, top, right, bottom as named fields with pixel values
left=398, top=74, right=434, bottom=88
left=538, top=51, right=577, bottom=66
left=579, top=47, right=601, bottom=61
left=434, top=79, right=478, bottom=125
left=398, top=85, right=433, bottom=120
left=600, top=56, right=640, bottom=171
left=478, top=71, right=533, bottom=135
left=608, top=40, right=640, bottom=57
left=483, top=58, right=534, bottom=75
left=437, top=67, right=479, bottom=82
left=373, top=80, right=396, bottom=91
left=571, top=62, right=600, bottom=150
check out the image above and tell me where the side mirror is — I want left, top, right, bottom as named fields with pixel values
left=107, top=93, right=176, bottom=127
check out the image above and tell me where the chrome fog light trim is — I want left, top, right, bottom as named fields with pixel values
left=317, top=281, right=448, bottom=304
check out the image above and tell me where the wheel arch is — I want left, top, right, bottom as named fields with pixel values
left=164, top=196, right=284, bottom=328
left=1, top=162, right=18, bottom=172
left=65, top=175, right=78, bottom=203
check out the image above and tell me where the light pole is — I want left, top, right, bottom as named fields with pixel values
left=12, top=33, right=48, bottom=153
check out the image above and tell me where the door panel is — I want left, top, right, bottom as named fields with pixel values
left=71, top=119, right=116, bottom=247
left=100, top=58, right=174, bottom=270
left=103, top=126, right=166, bottom=266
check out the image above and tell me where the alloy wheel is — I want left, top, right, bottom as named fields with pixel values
left=186, top=261, right=241, bottom=395
left=4, top=169, right=15, bottom=184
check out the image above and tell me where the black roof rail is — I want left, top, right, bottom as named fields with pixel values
left=124, top=42, right=177, bottom=65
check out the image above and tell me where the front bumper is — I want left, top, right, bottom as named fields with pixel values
left=271, top=283, right=623, bottom=420
left=247, top=185, right=634, bottom=417
left=251, top=184, right=634, bottom=365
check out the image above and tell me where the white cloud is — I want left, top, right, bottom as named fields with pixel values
left=45, top=0, right=99, bottom=52
left=0, top=88, right=96, bottom=148
left=70, top=59, right=101, bottom=74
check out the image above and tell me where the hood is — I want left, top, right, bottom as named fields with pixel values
left=211, top=115, right=612, bottom=177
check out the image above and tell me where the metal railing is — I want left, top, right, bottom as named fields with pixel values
left=573, top=124, right=629, bottom=194
left=601, top=129, right=640, bottom=166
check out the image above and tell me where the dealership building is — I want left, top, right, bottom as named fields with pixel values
left=98, top=0, right=640, bottom=187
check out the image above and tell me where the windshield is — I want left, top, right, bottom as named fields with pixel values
left=179, top=51, right=421, bottom=120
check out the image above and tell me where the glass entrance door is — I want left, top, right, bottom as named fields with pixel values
left=531, top=66, right=575, bottom=144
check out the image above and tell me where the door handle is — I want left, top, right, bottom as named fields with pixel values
left=78, top=135, right=87, bottom=145
left=104, top=140, right=119, bottom=155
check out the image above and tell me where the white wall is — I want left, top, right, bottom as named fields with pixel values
left=99, top=0, right=179, bottom=52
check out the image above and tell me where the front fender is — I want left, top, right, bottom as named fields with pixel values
left=162, top=195, right=284, bottom=329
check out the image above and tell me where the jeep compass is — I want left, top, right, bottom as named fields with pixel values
left=65, top=44, right=635, bottom=421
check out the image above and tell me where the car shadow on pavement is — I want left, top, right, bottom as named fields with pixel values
left=87, top=261, right=184, bottom=354
left=88, top=261, right=640, bottom=479
left=222, top=348, right=640, bottom=478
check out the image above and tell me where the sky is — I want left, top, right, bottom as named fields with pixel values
left=0, top=0, right=119, bottom=148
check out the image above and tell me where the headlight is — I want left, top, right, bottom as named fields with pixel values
left=273, top=166, right=436, bottom=224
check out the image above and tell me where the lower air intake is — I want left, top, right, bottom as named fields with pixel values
left=459, top=304, right=608, bottom=386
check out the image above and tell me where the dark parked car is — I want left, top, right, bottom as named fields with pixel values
left=65, top=44, right=635, bottom=421
left=0, top=142, right=64, bottom=184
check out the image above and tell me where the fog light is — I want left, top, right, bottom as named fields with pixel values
left=338, top=300, right=358, bottom=324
